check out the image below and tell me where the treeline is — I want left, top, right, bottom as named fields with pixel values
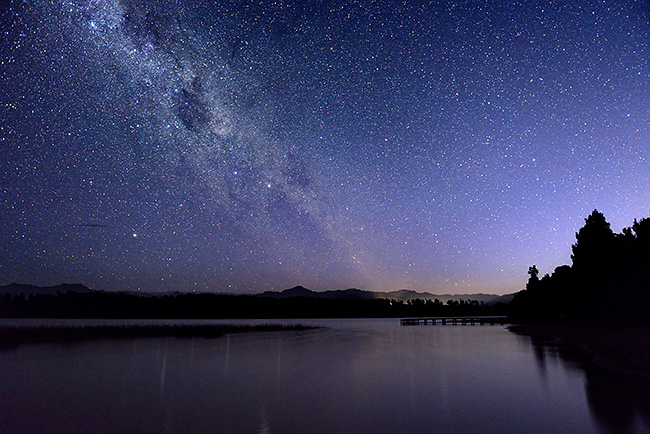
left=510, top=210, right=650, bottom=324
left=0, top=291, right=507, bottom=319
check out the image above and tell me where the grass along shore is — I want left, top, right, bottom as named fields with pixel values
left=0, top=323, right=318, bottom=350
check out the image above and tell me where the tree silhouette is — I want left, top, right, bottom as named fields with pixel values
left=511, top=209, right=650, bottom=324
left=571, top=209, right=616, bottom=272
left=526, top=265, right=540, bottom=291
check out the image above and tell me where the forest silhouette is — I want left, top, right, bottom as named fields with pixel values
left=510, top=209, right=650, bottom=324
left=0, top=290, right=507, bottom=319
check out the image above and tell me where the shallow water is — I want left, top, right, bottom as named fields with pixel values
left=0, top=319, right=647, bottom=433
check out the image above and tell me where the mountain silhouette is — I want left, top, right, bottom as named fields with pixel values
left=0, top=283, right=92, bottom=295
left=257, top=286, right=513, bottom=305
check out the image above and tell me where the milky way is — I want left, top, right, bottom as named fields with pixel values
left=2, top=0, right=650, bottom=294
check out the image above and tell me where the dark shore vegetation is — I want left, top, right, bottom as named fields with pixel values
left=509, top=209, right=650, bottom=325
left=0, top=323, right=317, bottom=350
left=0, top=291, right=508, bottom=319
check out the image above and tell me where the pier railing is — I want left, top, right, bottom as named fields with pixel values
left=400, top=316, right=507, bottom=326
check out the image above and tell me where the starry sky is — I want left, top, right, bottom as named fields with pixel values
left=1, top=0, right=649, bottom=295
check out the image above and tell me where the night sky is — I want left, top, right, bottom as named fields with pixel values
left=2, top=0, right=649, bottom=295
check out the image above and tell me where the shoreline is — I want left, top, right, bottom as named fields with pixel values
left=508, top=323, right=650, bottom=380
left=0, top=323, right=318, bottom=350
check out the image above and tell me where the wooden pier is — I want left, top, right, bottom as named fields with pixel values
left=400, top=316, right=507, bottom=326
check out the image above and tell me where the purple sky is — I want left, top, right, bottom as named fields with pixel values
left=2, top=0, right=649, bottom=294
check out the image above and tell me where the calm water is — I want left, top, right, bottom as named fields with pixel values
left=0, top=319, right=648, bottom=433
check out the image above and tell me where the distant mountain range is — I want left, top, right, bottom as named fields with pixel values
left=0, top=283, right=514, bottom=305
left=0, top=283, right=93, bottom=295
left=257, top=286, right=514, bottom=305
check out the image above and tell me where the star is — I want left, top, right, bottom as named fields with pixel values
left=1, top=0, right=649, bottom=294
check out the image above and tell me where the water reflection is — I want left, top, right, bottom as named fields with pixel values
left=512, top=329, right=650, bottom=433
left=0, top=320, right=617, bottom=433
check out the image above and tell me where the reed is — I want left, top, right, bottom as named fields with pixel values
left=0, top=323, right=318, bottom=350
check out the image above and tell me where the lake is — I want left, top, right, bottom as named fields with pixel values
left=0, top=318, right=648, bottom=433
